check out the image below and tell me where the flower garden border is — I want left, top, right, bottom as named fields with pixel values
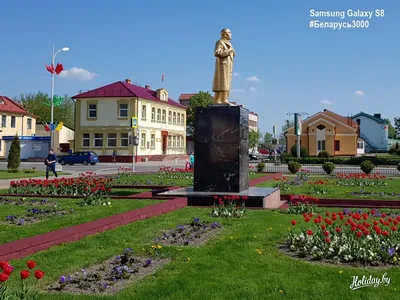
left=280, top=194, right=400, bottom=209
left=0, top=197, right=187, bottom=261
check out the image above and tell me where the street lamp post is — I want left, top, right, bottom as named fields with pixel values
left=50, top=42, right=69, bottom=151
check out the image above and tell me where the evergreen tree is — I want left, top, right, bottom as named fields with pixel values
left=7, top=134, right=21, bottom=170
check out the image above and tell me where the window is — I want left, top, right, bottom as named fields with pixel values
left=82, top=133, right=90, bottom=147
left=11, top=116, right=15, bottom=128
left=357, top=141, right=364, bottom=149
left=107, top=133, right=117, bottom=147
left=27, top=118, right=32, bottom=129
left=157, top=109, right=161, bottom=122
left=335, top=140, right=340, bottom=151
left=168, top=111, right=172, bottom=123
left=151, top=134, right=155, bottom=148
left=317, top=124, right=326, bottom=130
left=151, top=108, right=155, bottom=121
left=162, top=109, right=166, bottom=122
left=161, top=92, right=166, bottom=101
left=318, top=140, right=326, bottom=151
left=356, top=119, right=361, bottom=125
left=172, top=136, right=176, bottom=148
left=141, top=133, right=146, bottom=148
left=180, top=114, right=184, bottom=125
left=180, top=136, right=184, bottom=148
left=89, top=104, right=97, bottom=118
left=168, top=136, right=171, bottom=148
left=120, top=133, right=128, bottom=147
left=173, top=112, right=176, bottom=124
left=141, top=105, right=147, bottom=120
left=94, top=133, right=103, bottom=147
left=1, top=115, right=6, bottom=128
left=177, top=113, right=180, bottom=125
left=119, top=103, right=128, bottom=117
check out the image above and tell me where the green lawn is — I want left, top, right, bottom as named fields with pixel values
left=0, top=197, right=161, bottom=244
left=113, top=172, right=267, bottom=186
left=0, top=170, right=70, bottom=179
left=110, top=188, right=150, bottom=196
left=5, top=208, right=399, bottom=300
left=258, top=175, right=400, bottom=200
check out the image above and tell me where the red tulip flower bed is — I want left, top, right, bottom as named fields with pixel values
left=286, top=208, right=400, bottom=266
left=0, top=259, right=44, bottom=299
left=8, top=172, right=113, bottom=197
left=285, top=195, right=319, bottom=214
left=333, top=173, right=389, bottom=187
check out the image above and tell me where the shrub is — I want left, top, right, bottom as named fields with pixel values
left=360, top=160, right=375, bottom=174
left=280, top=152, right=289, bottom=163
left=23, top=169, right=36, bottom=173
left=290, top=144, right=308, bottom=158
left=6, top=169, right=19, bottom=173
left=256, top=162, right=265, bottom=173
left=397, top=164, right=400, bottom=173
left=317, top=150, right=330, bottom=158
left=288, top=161, right=301, bottom=174
left=7, top=134, right=20, bottom=170
left=322, top=161, right=335, bottom=175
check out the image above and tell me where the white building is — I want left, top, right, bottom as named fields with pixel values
left=352, top=112, right=388, bottom=153
left=72, top=80, right=187, bottom=162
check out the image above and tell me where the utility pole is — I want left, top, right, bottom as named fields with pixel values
left=287, top=112, right=309, bottom=158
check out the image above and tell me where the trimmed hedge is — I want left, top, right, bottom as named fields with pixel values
left=285, top=155, right=400, bottom=166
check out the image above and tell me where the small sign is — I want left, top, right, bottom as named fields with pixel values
left=131, top=117, right=138, bottom=128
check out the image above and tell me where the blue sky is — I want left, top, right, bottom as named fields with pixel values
left=1, top=0, right=399, bottom=134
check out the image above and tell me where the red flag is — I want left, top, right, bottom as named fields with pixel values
left=55, top=63, right=64, bottom=75
left=45, top=63, right=54, bottom=74
left=162, top=73, right=164, bottom=82
left=383, top=126, right=388, bottom=130
left=43, top=123, right=50, bottom=131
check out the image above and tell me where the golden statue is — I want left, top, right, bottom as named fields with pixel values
left=212, top=28, right=235, bottom=104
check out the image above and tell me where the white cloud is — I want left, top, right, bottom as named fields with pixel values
left=249, top=87, right=258, bottom=92
left=246, top=76, right=260, bottom=82
left=354, top=90, right=365, bottom=96
left=320, top=100, right=332, bottom=105
left=231, top=88, right=246, bottom=93
left=233, top=72, right=240, bottom=76
left=59, top=67, right=97, bottom=81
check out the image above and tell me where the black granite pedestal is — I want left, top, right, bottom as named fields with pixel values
left=193, top=104, right=249, bottom=193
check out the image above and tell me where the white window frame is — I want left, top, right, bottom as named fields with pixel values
left=162, top=109, right=166, bottom=122
left=157, top=109, right=161, bottom=122
left=27, top=118, right=32, bottom=129
left=168, top=136, right=171, bottom=148
left=94, top=133, right=103, bottom=147
left=82, top=133, right=90, bottom=147
left=180, top=114, right=184, bottom=125
left=177, top=113, right=180, bottom=125
left=120, top=133, right=128, bottom=147
left=10, top=116, right=16, bottom=128
left=141, top=105, right=147, bottom=120
left=172, top=136, right=176, bottom=148
left=151, top=134, right=155, bottom=149
left=119, top=103, right=128, bottom=117
left=1, top=115, right=6, bottom=128
left=173, top=112, right=176, bottom=124
left=168, top=111, right=172, bottom=123
left=141, top=132, right=146, bottom=148
left=151, top=108, right=155, bottom=121
left=107, top=133, right=117, bottom=147
left=88, top=104, right=97, bottom=118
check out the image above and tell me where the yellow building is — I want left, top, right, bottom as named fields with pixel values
left=72, top=80, right=187, bottom=162
left=286, top=109, right=363, bottom=156
left=0, top=96, right=37, bottom=157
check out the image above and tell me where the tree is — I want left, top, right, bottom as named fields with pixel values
left=7, top=134, right=21, bottom=170
left=15, top=92, right=75, bottom=129
left=279, top=119, right=294, bottom=144
left=262, top=132, right=273, bottom=149
left=186, top=91, right=214, bottom=137
left=249, top=129, right=262, bottom=152
left=384, top=119, right=396, bottom=139
left=394, top=117, right=400, bottom=138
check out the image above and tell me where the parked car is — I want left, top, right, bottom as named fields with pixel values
left=249, top=153, right=259, bottom=161
left=258, top=149, right=269, bottom=155
left=58, top=151, right=99, bottom=165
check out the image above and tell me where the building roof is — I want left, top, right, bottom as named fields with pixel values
left=72, top=81, right=186, bottom=109
left=179, top=93, right=197, bottom=101
left=351, top=112, right=386, bottom=124
left=322, top=109, right=358, bottom=129
left=0, top=96, right=36, bottom=117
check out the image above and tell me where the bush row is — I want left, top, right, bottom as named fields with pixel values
left=283, top=155, right=400, bottom=166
